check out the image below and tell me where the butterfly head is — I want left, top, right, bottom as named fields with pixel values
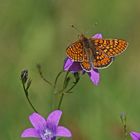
left=79, top=34, right=87, bottom=40
left=79, top=34, right=91, bottom=49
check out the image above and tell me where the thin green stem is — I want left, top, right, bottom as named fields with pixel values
left=65, top=80, right=79, bottom=93
left=57, top=71, right=69, bottom=109
left=54, top=70, right=64, bottom=89
left=65, top=72, right=80, bottom=94
left=124, top=125, right=128, bottom=140
left=26, top=95, right=38, bottom=113
left=37, top=64, right=53, bottom=87
left=63, top=71, right=69, bottom=89
left=22, top=82, right=38, bottom=113
left=57, top=92, right=65, bottom=110
left=120, top=113, right=128, bottom=140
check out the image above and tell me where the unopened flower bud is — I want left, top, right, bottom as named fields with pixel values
left=21, top=69, right=28, bottom=84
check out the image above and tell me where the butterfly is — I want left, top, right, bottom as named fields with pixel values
left=66, top=34, right=128, bottom=71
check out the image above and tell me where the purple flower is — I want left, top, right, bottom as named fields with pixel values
left=21, top=110, right=72, bottom=140
left=130, top=131, right=140, bottom=140
left=64, top=33, right=102, bottom=86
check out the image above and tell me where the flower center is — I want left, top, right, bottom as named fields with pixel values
left=40, top=128, right=53, bottom=140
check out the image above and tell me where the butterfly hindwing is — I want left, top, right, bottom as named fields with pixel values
left=80, top=60, right=92, bottom=72
left=93, top=50, right=114, bottom=69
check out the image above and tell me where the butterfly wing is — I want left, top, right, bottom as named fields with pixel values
left=93, top=49, right=114, bottom=69
left=91, top=39, right=128, bottom=57
left=66, top=41, right=85, bottom=62
left=80, top=60, right=92, bottom=72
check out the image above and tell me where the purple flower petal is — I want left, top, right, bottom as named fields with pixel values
left=64, top=58, right=73, bottom=71
left=64, top=58, right=82, bottom=72
left=88, top=69, right=100, bottom=85
left=21, top=128, right=40, bottom=138
left=92, top=33, right=102, bottom=39
left=56, top=126, right=72, bottom=138
left=47, top=110, right=62, bottom=126
left=130, top=132, right=140, bottom=140
left=29, top=113, right=46, bottom=131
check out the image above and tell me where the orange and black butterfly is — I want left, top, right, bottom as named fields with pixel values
left=66, top=34, right=128, bottom=71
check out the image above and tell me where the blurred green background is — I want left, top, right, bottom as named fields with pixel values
left=0, top=0, right=140, bottom=140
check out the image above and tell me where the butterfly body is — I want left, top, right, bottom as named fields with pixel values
left=66, top=34, right=128, bottom=71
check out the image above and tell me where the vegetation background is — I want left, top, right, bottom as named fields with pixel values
left=0, top=0, right=140, bottom=140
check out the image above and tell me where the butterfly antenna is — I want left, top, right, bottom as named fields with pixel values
left=71, top=25, right=83, bottom=35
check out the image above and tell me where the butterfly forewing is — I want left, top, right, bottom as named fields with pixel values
left=91, top=39, right=128, bottom=57
left=66, top=41, right=85, bottom=62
